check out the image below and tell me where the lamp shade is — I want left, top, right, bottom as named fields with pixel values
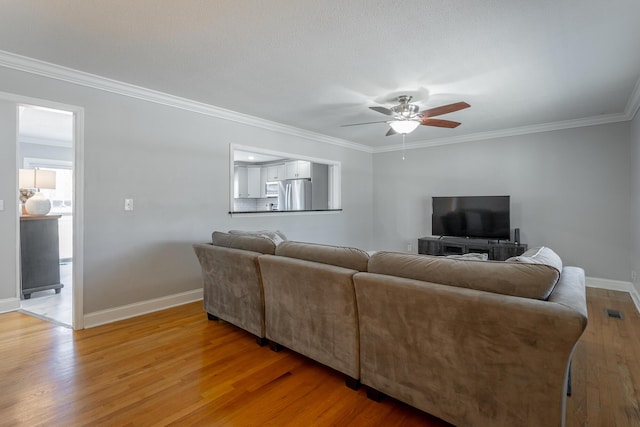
left=19, top=169, right=56, bottom=190
left=389, top=120, right=420, bottom=134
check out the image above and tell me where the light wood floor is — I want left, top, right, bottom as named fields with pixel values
left=0, top=288, right=638, bottom=426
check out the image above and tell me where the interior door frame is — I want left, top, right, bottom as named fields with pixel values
left=2, top=91, right=85, bottom=329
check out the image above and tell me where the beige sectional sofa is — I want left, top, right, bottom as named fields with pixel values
left=194, top=233, right=587, bottom=427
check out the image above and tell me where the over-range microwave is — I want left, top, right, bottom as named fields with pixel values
left=265, top=181, right=278, bottom=197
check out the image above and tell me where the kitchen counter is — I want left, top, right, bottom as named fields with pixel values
left=229, top=209, right=343, bottom=214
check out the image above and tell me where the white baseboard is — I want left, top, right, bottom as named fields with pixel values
left=586, top=276, right=640, bottom=314
left=0, top=297, right=21, bottom=314
left=83, top=288, right=203, bottom=329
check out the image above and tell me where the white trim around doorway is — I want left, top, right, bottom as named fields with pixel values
left=1, top=90, right=85, bottom=330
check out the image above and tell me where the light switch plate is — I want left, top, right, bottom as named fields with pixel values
left=124, top=198, right=134, bottom=211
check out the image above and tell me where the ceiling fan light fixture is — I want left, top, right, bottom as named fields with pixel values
left=389, top=120, right=420, bottom=134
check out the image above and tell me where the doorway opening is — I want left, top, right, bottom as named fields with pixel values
left=18, top=105, right=74, bottom=327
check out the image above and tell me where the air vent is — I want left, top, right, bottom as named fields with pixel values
left=605, top=308, right=624, bottom=320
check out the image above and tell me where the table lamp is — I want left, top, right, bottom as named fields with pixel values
left=19, top=168, right=56, bottom=215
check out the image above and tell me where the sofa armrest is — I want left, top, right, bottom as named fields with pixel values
left=192, top=243, right=265, bottom=337
left=548, top=266, right=588, bottom=324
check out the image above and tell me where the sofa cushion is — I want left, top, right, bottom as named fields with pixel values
left=228, top=229, right=287, bottom=245
left=367, top=251, right=560, bottom=300
left=211, top=231, right=276, bottom=254
left=275, top=241, right=370, bottom=272
left=506, top=246, right=563, bottom=273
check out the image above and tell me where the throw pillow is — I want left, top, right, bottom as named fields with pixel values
left=505, top=246, right=563, bottom=272
left=228, top=229, right=287, bottom=245
left=445, top=252, right=489, bottom=261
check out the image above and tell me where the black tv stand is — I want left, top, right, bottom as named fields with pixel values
left=418, top=236, right=527, bottom=261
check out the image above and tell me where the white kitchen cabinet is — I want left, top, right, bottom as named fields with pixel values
left=247, top=166, right=261, bottom=198
left=266, top=164, right=285, bottom=181
left=260, top=167, right=268, bottom=198
left=235, top=166, right=262, bottom=198
left=234, top=166, right=247, bottom=198
left=285, top=160, right=311, bottom=179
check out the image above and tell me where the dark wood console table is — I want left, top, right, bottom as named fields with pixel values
left=418, top=236, right=527, bottom=261
left=20, top=215, right=64, bottom=299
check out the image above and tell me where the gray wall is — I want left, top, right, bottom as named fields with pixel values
left=631, top=110, right=640, bottom=294
left=372, top=122, right=632, bottom=282
left=0, top=66, right=373, bottom=313
left=0, top=100, right=17, bottom=301
left=19, top=142, right=73, bottom=166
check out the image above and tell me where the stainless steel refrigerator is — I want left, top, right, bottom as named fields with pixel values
left=278, top=179, right=312, bottom=211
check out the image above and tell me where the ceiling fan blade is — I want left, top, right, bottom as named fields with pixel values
left=421, top=118, right=461, bottom=128
left=385, top=127, right=397, bottom=136
left=420, top=102, right=470, bottom=118
left=341, top=120, right=389, bottom=127
left=369, top=106, right=394, bottom=116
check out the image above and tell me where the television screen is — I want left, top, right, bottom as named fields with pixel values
left=432, top=196, right=510, bottom=240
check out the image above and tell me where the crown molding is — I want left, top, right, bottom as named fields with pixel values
left=0, top=50, right=373, bottom=154
left=1, top=49, right=638, bottom=156
left=375, top=72, right=640, bottom=154
left=373, top=112, right=631, bottom=154
left=625, top=74, right=640, bottom=120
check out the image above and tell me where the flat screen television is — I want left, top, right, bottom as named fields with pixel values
left=432, top=196, right=510, bottom=240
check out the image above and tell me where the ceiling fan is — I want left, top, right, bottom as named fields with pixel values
left=343, top=95, right=470, bottom=136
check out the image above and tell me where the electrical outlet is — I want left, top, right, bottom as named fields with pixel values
left=407, top=244, right=413, bottom=252
left=124, top=198, right=134, bottom=211
left=632, top=271, right=637, bottom=282
left=0, top=199, right=4, bottom=211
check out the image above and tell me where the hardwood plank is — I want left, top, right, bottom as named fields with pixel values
left=564, top=288, right=640, bottom=427
left=0, top=288, right=638, bottom=426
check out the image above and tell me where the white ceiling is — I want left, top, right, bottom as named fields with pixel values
left=1, top=0, right=639, bottom=150
left=18, top=105, right=73, bottom=147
